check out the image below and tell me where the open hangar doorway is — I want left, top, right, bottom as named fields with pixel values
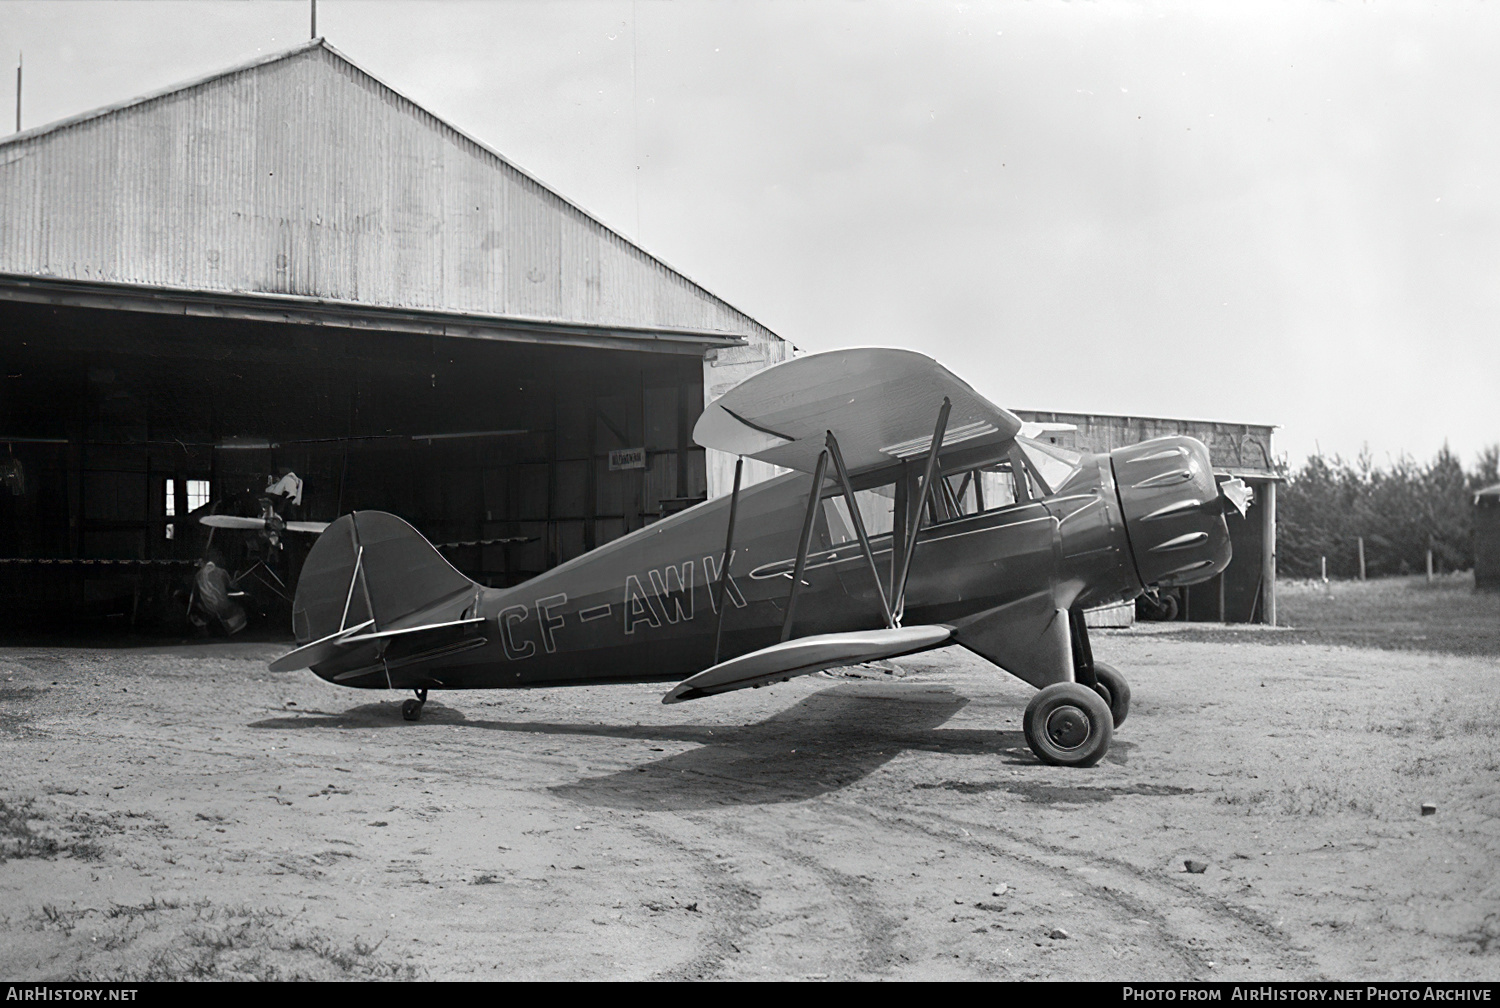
left=0, top=297, right=714, bottom=635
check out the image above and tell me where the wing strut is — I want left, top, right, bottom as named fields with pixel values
left=892, top=397, right=952, bottom=624
left=711, top=457, right=744, bottom=666
left=780, top=447, right=831, bottom=642
left=824, top=429, right=895, bottom=629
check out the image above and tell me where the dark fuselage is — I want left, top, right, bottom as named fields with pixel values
left=312, top=446, right=1157, bottom=692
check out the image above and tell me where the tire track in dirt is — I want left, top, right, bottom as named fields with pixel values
left=617, top=818, right=764, bottom=981
left=679, top=814, right=904, bottom=978
left=822, top=794, right=1321, bottom=979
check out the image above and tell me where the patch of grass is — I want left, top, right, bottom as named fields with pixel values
left=65, top=901, right=421, bottom=981
left=0, top=798, right=61, bottom=861
left=1276, top=782, right=1375, bottom=816
left=1173, top=572, right=1500, bottom=658
left=34, top=903, right=91, bottom=936
left=1213, top=783, right=1374, bottom=817
left=0, top=796, right=115, bottom=863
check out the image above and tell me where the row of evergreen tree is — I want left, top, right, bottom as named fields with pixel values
left=1277, top=445, right=1499, bottom=579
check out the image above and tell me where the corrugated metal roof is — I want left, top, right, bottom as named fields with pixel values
left=0, top=40, right=779, bottom=343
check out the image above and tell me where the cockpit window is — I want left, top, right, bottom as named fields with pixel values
left=819, top=442, right=1079, bottom=543
left=822, top=484, right=896, bottom=546
left=1016, top=436, right=1084, bottom=495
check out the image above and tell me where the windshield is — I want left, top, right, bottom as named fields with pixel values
left=1016, top=436, right=1084, bottom=495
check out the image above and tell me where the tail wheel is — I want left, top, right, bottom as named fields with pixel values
left=401, top=699, right=423, bottom=721
left=1023, top=683, right=1113, bottom=768
left=1091, top=662, right=1131, bottom=728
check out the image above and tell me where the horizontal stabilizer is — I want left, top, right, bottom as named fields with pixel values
left=267, top=619, right=375, bottom=673
left=338, top=617, right=485, bottom=644
left=267, top=615, right=488, bottom=673
left=662, top=625, right=952, bottom=704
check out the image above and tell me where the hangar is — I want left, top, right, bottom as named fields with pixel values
left=0, top=39, right=789, bottom=630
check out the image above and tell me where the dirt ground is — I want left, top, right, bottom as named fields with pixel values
left=2, top=628, right=1498, bottom=981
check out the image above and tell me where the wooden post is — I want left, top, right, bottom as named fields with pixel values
left=1427, top=548, right=1434, bottom=583
left=1261, top=480, right=1277, bottom=625
left=1358, top=536, right=1366, bottom=581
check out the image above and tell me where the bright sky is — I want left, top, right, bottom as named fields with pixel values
left=3, top=1, right=1497, bottom=470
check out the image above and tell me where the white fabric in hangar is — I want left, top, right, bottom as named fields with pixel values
left=693, top=347, right=1023, bottom=476
left=265, top=472, right=304, bottom=505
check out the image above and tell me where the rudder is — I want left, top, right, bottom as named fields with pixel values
left=291, top=511, right=477, bottom=646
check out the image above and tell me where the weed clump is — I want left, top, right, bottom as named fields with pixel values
left=65, top=902, right=420, bottom=981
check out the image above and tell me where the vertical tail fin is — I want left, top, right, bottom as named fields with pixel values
left=291, top=511, right=478, bottom=645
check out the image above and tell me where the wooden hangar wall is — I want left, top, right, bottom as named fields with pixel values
left=0, top=299, right=714, bottom=629
left=1014, top=409, right=1281, bottom=626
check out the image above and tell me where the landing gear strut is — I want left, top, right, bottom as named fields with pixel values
left=401, top=688, right=428, bottom=722
left=1020, top=611, right=1132, bottom=767
left=1068, top=609, right=1130, bottom=727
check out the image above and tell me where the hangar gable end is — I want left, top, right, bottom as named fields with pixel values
left=0, top=40, right=774, bottom=341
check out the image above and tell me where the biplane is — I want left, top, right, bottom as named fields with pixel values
left=270, top=349, right=1247, bottom=767
left=185, top=479, right=330, bottom=633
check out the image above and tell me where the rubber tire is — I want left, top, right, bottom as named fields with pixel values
left=401, top=699, right=423, bottom=722
left=1091, top=662, right=1131, bottom=728
left=1023, top=683, right=1113, bottom=768
left=1091, top=680, right=1113, bottom=715
left=1160, top=595, right=1179, bottom=621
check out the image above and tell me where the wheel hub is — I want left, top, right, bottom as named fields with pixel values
left=1045, top=705, right=1090, bottom=749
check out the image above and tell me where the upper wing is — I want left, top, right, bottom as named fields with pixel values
left=693, top=348, right=1022, bottom=475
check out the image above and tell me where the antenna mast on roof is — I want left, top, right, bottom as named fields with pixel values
left=14, top=52, right=19, bottom=133
left=310, top=0, right=317, bottom=39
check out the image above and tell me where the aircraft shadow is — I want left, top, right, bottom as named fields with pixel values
left=250, top=682, right=1041, bottom=809
left=249, top=682, right=1141, bottom=810
left=553, top=684, right=1032, bottom=811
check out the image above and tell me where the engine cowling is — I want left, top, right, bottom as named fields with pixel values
left=1110, top=436, right=1232, bottom=590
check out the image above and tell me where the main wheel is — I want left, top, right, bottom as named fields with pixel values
left=1023, top=683, right=1113, bottom=767
left=1091, top=662, right=1131, bottom=728
left=401, top=698, right=424, bottom=722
